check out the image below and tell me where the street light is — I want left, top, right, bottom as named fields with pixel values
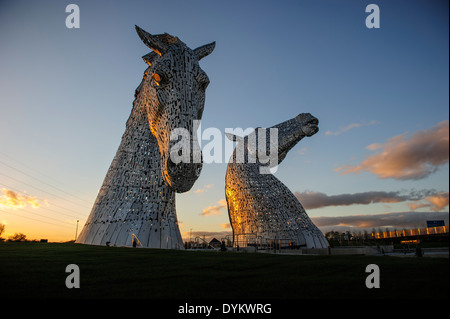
left=75, top=220, right=79, bottom=241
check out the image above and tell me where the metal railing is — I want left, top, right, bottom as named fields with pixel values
left=232, top=233, right=303, bottom=250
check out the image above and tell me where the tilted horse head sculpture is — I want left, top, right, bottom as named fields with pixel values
left=135, top=26, right=215, bottom=192
left=226, top=113, right=319, bottom=174
left=225, top=113, right=329, bottom=249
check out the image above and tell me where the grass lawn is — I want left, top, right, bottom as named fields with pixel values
left=0, top=242, right=448, bottom=299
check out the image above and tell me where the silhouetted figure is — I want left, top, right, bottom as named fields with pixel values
left=415, top=245, right=423, bottom=257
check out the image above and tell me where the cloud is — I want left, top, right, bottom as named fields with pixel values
left=194, top=184, right=214, bottom=194
left=0, top=189, right=41, bottom=209
left=325, top=120, right=377, bottom=136
left=335, top=121, right=449, bottom=180
left=295, top=189, right=448, bottom=210
left=200, top=199, right=227, bottom=216
left=221, top=223, right=231, bottom=229
left=312, top=211, right=449, bottom=233
left=408, top=192, right=449, bottom=211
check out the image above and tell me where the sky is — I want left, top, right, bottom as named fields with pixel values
left=0, top=0, right=448, bottom=242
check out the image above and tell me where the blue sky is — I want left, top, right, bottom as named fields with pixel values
left=0, top=0, right=448, bottom=241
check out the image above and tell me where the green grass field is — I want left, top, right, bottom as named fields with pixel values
left=1, top=242, right=448, bottom=299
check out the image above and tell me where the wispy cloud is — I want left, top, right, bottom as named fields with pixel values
left=408, top=192, right=449, bottom=211
left=335, top=121, right=449, bottom=180
left=295, top=189, right=449, bottom=211
left=0, top=188, right=41, bottom=209
left=297, top=147, right=308, bottom=155
left=200, top=199, right=227, bottom=216
left=194, top=184, right=214, bottom=194
left=325, top=120, right=377, bottom=136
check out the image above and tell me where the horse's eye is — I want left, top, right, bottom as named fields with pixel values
left=152, top=73, right=162, bottom=86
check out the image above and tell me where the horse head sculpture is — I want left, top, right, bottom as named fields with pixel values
left=225, top=113, right=329, bottom=249
left=226, top=113, right=319, bottom=173
left=135, top=26, right=215, bottom=192
left=76, top=27, right=215, bottom=248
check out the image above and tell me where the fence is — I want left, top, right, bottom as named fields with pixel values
left=232, top=233, right=302, bottom=249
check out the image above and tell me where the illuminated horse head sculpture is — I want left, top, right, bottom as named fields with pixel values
left=225, top=113, right=329, bottom=249
left=76, top=27, right=215, bottom=248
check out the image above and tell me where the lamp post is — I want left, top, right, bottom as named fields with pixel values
left=75, top=220, right=79, bottom=241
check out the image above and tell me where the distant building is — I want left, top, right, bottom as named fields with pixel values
left=209, top=238, right=221, bottom=248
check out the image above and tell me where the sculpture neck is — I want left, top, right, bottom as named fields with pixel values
left=109, top=96, right=175, bottom=202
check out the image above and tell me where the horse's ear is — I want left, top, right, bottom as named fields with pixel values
left=135, top=25, right=167, bottom=56
left=142, top=52, right=158, bottom=65
left=194, top=41, right=216, bottom=60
